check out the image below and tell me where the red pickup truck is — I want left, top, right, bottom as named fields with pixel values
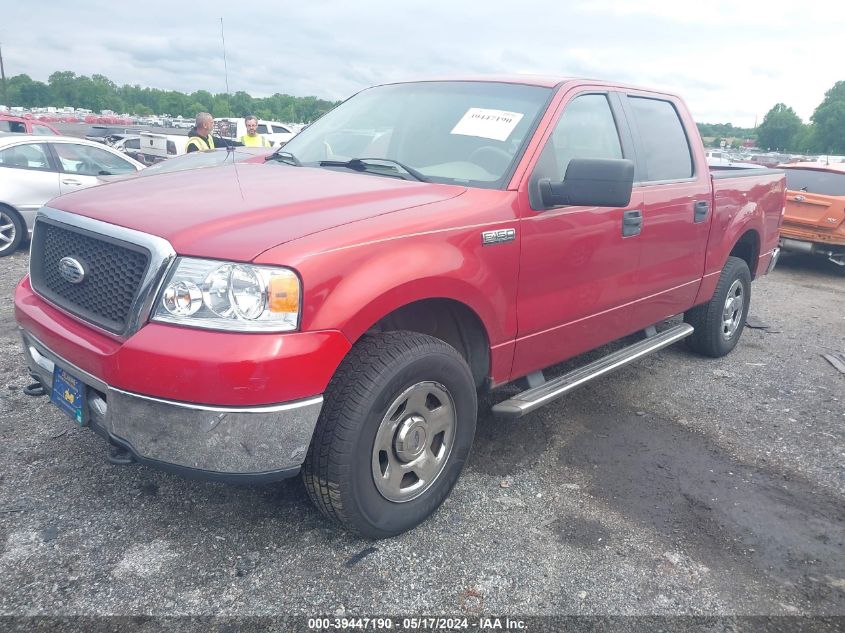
left=15, top=77, right=785, bottom=538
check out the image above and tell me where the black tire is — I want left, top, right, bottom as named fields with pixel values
left=684, top=256, right=751, bottom=357
left=0, top=206, right=25, bottom=257
left=302, top=331, right=477, bottom=538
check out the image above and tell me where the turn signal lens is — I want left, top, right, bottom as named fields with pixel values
left=268, top=273, right=300, bottom=314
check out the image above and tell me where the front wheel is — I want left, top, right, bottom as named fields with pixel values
left=302, top=331, right=477, bottom=538
left=0, top=206, right=25, bottom=257
left=684, top=256, right=751, bottom=357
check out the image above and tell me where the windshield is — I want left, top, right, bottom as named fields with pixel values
left=281, top=81, right=552, bottom=188
left=784, top=168, right=845, bottom=196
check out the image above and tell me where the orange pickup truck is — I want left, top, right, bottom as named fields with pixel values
left=779, top=162, right=845, bottom=266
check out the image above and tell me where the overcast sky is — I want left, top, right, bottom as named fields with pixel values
left=2, top=0, right=843, bottom=127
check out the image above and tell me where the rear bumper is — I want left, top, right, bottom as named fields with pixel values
left=22, top=329, right=323, bottom=481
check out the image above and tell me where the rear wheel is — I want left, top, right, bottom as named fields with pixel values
left=684, top=256, right=751, bottom=357
left=0, top=206, right=25, bottom=257
left=302, top=331, right=477, bottom=538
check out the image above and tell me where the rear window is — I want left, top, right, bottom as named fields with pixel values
left=784, top=168, right=845, bottom=196
left=0, top=121, right=27, bottom=133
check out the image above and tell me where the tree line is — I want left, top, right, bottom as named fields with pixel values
left=4, top=71, right=339, bottom=123
left=755, top=81, right=845, bottom=154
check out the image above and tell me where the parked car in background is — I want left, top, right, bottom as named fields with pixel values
left=778, top=162, right=845, bottom=266
left=0, top=114, right=61, bottom=136
left=0, top=135, right=145, bottom=256
left=85, top=125, right=140, bottom=144
left=113, top=132, right=186, bottom=166
left=213, top=117, right=298, bottom=146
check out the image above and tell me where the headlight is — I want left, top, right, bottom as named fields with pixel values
left=152, top=258, right=300, bottom=332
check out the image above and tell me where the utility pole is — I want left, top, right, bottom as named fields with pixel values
left=0, top=42, right=8, bottom=107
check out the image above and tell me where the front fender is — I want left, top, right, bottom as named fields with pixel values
left=297, top=238, right=517, bottom=346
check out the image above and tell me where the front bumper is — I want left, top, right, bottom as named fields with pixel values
left=22, top=329, right=323, bottom=482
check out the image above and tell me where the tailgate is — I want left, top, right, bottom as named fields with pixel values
left=784, top=191, right=845, bottom=231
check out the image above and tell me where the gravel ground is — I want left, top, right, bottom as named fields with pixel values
left=0, top=248, right=842, bottom=618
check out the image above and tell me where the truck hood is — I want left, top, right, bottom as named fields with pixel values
left=49, top=162, right=466, bottom=261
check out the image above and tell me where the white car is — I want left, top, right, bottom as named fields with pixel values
left=0, top=135, right=145, bottom=256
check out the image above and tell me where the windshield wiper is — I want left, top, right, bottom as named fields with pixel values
left=265, top=150, right=301, bottom=166
left=318, top=157, right=428, bottom=182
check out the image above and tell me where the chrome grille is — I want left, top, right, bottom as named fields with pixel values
left=29, top=208, right=176, bottom=337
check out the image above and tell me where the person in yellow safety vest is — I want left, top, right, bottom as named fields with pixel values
left=240, top=115, right=271, bottom=148
left=185, top=112, right=216, bottom=153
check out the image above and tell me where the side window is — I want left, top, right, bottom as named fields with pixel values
left=537, top=94, right=623, bottom=181
left=52, top=143, right=138, bottom=176
left=627, top=97, right=693, bottom=181
left=0, top=121, right=27, bottom=133
left=33, top=124, right=57, bottom=135
left=272, top=125, right=290, bottom=134
left=0, top=143, right=52, bottom=170
left=124, top=138, right=141, bottom=150
left=257, top=124, right=269, bottom=134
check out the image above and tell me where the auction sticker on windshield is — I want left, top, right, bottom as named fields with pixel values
left=451, top=108, right=524, bottom=142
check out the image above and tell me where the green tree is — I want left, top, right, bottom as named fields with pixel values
left=756, top=103, right=803, bottom=151
left=810, top=81, right=845, bottom=154
left=47, top=71, right=80, bottom=107
left=7, top=74, right=51, bottom=107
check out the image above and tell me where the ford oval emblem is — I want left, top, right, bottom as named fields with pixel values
left=58, top=257, right=86, bottom=284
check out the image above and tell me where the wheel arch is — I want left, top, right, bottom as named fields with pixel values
left=729, top=229, right=761, bottom=278
left=365, top=297, right=491, bottom=388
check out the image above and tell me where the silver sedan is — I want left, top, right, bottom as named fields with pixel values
left=0, top=134, right=145, bottom=256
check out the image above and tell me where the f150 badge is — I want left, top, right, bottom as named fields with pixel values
left=481, top=228, right=516, bottom=245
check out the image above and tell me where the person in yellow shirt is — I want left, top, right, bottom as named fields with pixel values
left=185, top=112, right=243, bottom=153
left=240, top=115, right=271, bottom=148
left=185, top=112, right=216, bottom=153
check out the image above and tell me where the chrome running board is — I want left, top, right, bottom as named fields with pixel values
left=492, top=323, right=694, bottom=418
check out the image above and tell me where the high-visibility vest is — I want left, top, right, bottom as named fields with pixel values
left=186, top=135, right=215, bottom=152
left=240, top=134, right=270, bottom=148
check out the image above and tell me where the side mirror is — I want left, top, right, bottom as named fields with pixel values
left=539, top=158, right=634, bottom=208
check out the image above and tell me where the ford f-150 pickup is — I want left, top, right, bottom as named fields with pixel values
left=15, top=77, right=786, bottom=538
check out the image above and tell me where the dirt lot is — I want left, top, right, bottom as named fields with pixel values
left=0, top=248, right=842, bottom=618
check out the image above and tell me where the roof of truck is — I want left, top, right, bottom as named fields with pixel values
left=371, top=75, right=681, bottom=98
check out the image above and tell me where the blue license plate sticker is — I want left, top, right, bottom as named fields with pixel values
left=51, top=366, right=86, bottom=426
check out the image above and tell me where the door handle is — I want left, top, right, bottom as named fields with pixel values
left=622, top=209, right=642, bottom=237
left=61, top=179, right=82, bottom=186
left=694, top=200, right=709, bottom=223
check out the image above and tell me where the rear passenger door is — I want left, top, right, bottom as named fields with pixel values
left=619, top=93, right=711, bottom=325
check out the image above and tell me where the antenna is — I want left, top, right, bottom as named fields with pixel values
left=0, top=42, right=8, bottom=108
left=219, top=17, right=244, bottom=199
left=220, top=18, right=231, bottom=104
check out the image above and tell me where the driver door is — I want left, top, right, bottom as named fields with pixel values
left=511, top=90, right=645, bottom=379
